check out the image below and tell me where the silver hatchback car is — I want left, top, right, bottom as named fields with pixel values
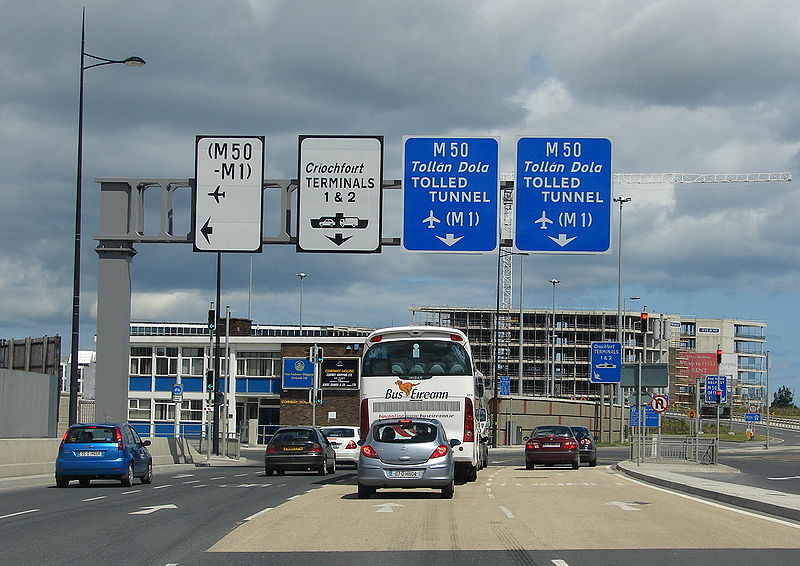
left=357, top=418, right=459, bottom=499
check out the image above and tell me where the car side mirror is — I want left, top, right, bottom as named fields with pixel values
left=522, top=436, right=529, bottom=441
left=141, top=440, right=151, bottom=447
left=449, top=439, right=462, bottom=447
left=357, top=439, right=365, bottom=446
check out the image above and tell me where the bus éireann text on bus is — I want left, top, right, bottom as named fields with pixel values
left=359, top=326, right=489, bottom=482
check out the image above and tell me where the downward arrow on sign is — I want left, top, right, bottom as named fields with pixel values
left=436, top=233, right=464, bottom=247
left=548, top=233, right=577, bottom=247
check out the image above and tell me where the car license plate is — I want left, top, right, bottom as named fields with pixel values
left=543, top=443, right=560, bottom=448
left=79, top=451, right=103, bottom=457
left=386, top=469, right=422, bottom=479
left=283, top=446, right=303, bottom=451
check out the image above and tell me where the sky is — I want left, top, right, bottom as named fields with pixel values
left=2, top=1, right=799, bottom=396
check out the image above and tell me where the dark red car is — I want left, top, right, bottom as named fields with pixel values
left=524, top=425, right=579, bottom=470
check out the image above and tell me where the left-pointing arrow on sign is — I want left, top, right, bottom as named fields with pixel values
left=129, top=504, right=177, bottom=515
left=200, top=218, right=213, bottom=244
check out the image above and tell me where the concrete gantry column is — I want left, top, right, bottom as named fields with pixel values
left=94, top=181, right=136, bottom=423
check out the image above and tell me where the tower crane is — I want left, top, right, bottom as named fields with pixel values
left=499, top=171, right=792, bottom=309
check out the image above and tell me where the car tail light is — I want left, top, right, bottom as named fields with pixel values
left=266, top=444, right=278, bottom=453
left=59, top=429, right=71, bottom=451
left=361, top=445, right=380, bottom=459
left=526, top=441, right=538, bottom=449
left=360, top=398, right=369, bottom=439
left=450, top=334, right=463, bottom=342
left=430, top=444, right=449, bottom=459
left=563, top=440, right=578, bottom=450
left=580, top=438, right=592, bottom=446
left=345, top=440, right=357, bottom=450
left=115, top=427, right=124, bottom=451
left=463, top=397, right=474, bottom=443
left=309, top=443, right=322, bottom=453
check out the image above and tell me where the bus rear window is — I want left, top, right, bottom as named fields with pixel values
left=361, top=340, right=471, bottom=377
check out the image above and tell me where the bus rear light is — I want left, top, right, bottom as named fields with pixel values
left=430, top=444, right=449, bottom=459
left=450, top=334, right=463, bottom=342
left=463, top=397, right=475, bottom=443
left=360, top=399, right=369, bottom=439
left=361, top=445, right=380, bottom=459
left=369, top=335, right=383, bottom=343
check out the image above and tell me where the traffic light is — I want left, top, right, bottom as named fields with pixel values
left=716, top=349, right=723, bottom=364
left=206, top=369, right=215, bottom=392
left=207, top=309, right=216, bottom=330
left=640, top=312, right=649, bottom=333
left=715, top=390, right=722, bottom=404
left=315, top=347, right=324, bottom=363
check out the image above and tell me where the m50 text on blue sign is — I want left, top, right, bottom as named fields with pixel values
left=402, top=137, right=498, bottom=252
left=515, top=137, right=611, bottom=253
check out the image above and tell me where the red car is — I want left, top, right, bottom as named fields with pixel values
left=524, top=425, right=579, bottom=470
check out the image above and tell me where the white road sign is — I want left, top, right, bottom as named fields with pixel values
left=650, top=394, right=669, bottom=413
left=297, top=135, right=383, bottom=253
left=194, top=136, right=264, bottom=252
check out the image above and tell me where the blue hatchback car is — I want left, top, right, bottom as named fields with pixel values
left=55, top=423, right=153, bottom=487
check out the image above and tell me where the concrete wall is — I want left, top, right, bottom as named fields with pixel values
left=0, top=369, right=59, bottom=438
left=0, top=437, right=201, bottom=479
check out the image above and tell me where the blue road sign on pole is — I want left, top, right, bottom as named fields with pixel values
left=499, top=375, right=511, bottom=396
left=402, top=137, right=499, bottom=252
left=705, top=375, right=728, bottom=403
left=629, top=405, right=659, bottom=427
left=282, top=357, right=315, bottom=390
left=590, top=341, right=622, bottom=383
left=744, top=413, right=762, bottom=422
left=515, top=137, right=612, bottom=253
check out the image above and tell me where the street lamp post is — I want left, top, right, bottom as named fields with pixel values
left=612, top=196, right=631, bottom=442
left=296, top=273, right=308, bottom=333
left=68, top=10, right=145, bottom=426
left=548, top=279, right=560, bottom=398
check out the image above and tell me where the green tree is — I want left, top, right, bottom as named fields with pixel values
left=772, top=385, right=796, bottom=409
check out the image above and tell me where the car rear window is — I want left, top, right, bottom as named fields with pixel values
left=532, top=426, right=572, bottom=438
left=373, top=422, right=438, bottom=443
left=272, top=429, right=316, bottom=444
left=570, top=427, right=591, bottom=439
left=64, top=426, right=117, bottom=443
left=322, top=428, right=357, bottom=438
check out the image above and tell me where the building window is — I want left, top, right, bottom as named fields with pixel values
left=129, top=398, right=151, bottom=420
left=181, top=399, right=203, bottom=421
left=237, top=351, right=280, bottom=377
left=735, top=325, right=764, bottom=339
left=181, top=347, right=205, bottom=376
left=735, top=341, right=763, bottom=355
left=680, top=322, right=696, bottom=336
left=154, top=401, right=176, bottom=420
left=155, top=346, right=178, bottom=375
left=130, top=346, right=153, bottom=375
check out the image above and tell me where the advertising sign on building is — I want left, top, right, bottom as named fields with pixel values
left=320, top=358, right=360, bottom=389
left=683, top=352, right=717, bottom=384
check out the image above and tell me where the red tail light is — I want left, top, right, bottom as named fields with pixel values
left=580, top=438, right=592, bottom=446
left=369, top=335, right=383, bottom=343
left=526, top=441, right=537, bottom=450
left=450, top=334, right=463, bottom=342
left=266, top=444, right=278, bottom=453
left=115, top=427, right=124, bottom=451
left=563, top=440, right=578, bottom=450
left=361, top=445, right=380, bottom=459
left=59, top=428, right=70, bottom=450
left=309, top=443, right=322, bottom=453
left=430, top=444, right=449, bottom=459
left=463, top=397, right=474, bottom=443
left=345, top=440, right=357, bottom=449
left=360, top=398, right=369, bottom=439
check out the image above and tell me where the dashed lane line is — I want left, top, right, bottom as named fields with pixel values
left=0, top=509, right=38, bottom=520
left=82, top=496, right=107, bottom=502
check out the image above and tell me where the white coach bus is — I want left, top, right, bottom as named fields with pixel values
left=359, top=326, right=489, bottom=482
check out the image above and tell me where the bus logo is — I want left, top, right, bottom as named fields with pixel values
left=394, top=380, right=419, bottom=397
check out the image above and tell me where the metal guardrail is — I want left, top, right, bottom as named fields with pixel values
left=630, top=436, right=718, bottom=465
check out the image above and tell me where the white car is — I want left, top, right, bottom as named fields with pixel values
left=320, top=426, right=361, bottom=467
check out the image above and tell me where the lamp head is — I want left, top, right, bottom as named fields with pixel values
left=123, top=56, right=146, bottom=67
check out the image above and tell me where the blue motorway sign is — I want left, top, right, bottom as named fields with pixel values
left=515, top=137, right=611, bottom=253
left=590, top=341, right=622, bottom=383
left=403, top=137, right=499, bottom=252
left=629, top=405, right=660, bottom=427
left=282, top=357, right=315, bottom=390
left=705, top=375, right=728, bottom=403
left=499, top=375, right=511, bottom=396
left=744, top=413, right=762, bottom=422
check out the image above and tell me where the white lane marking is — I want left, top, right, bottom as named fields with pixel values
left=605, top=501, right=641, bottom=511
left=499, top=506, right=515, bottom=519
left=82, top=496, right=107, bottom=502
left=192, top=485, right=207, bottom=488
left=244, top=507, right=274, bottom=521
left=374, top=503, right=404, bottom=513
left=183, top=480, right=200, bottom=484
left=287, top=495, right=301, bottom=500
left=172, top=474, right=193, bottom=478
left=0, top=509, right=38, bottom=520
left=619, top=474, right=800, bottom=529
left=129, top=504, right=177, bottom=515
left=121, top=490, right=141, bottom=495
left=768, top=476, right=800, bottom=480
left=153, top=484, right=171, bottom=489
left=552, top=560, right=570, bottom=566
left=210, top=476, right=225, bottom=480
left=233, top=473, right=248, bottom=477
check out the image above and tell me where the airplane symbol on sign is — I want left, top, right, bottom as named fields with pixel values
left=423, top=210, right=440, bottom=229
left=208, top=186, right=226, bottom=204
left=534, top=211, right=553, bottom=229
